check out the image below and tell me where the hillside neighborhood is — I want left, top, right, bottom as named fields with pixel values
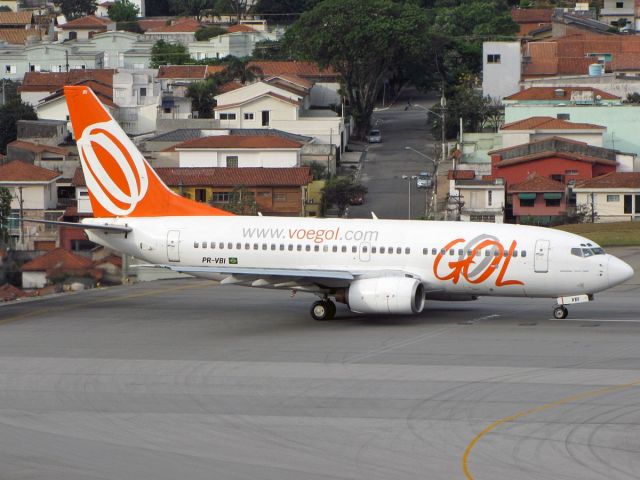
left=0, top=0, right=639, bottom=296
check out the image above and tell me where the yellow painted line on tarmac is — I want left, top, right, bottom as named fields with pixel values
left=462, top=379, right=640, bottom=479
left=0, top=282, right=215, bottom=327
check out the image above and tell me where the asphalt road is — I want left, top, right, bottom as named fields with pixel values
left=0, top=247, right=638, bottom=480
left=348, top=87, right=440, bottom=220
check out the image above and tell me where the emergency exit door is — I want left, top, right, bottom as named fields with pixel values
left=167, top=230, right=180, bottom=262
left=534, top=239, right=549, bottom=273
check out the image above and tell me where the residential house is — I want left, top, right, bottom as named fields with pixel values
left=21, top=247, right=100, bottom=289
left=112, top=69, right=160, bottom=135
left=573, top=172, right=640, bottom=222
left=168, top=135, right=303, bottom=168
left=500, top=117, right=608, bottom=149
left=20, top=69, right=116, bottom=106
left=188, top=23, right=281, bottom=61
left=452, top=177, right=506, bottom=223
left=6, top=140, right=70, bottom=169
left=508, top=174, right=568, bottom=225
left=503, top=87, right=622, bottom=106
left=551, top=10, right=612, bottom=37
left=490, top=137, right=621, bottom=187
left=511, top=8, right=553, bottom=37
left=599, top=0, right=635, bottom=28
left=0, top=160, right=61, bottom=250
left=76, top=30, right=154, bottom=69
left=58, top=15, right=115, bottom=41
left=72, top=166, right=314, bottom=216
left=482, top=41, right=522, bottom=100
left=144, top=17, right=200, bottom=45
left=521, top=73, right=640, bottom=101
left=0, top=10, right=42, bottom=45
left=157, top=65, right=221, bottom=120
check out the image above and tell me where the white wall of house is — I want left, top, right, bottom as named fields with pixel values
left=482, top=41, right=521, bottom=101
left=216, top=96, right=299, bottom=127
left=22, top=271, right=46, bottom=289
left=501, top=131, right=605, bottom=149
left=216, top=82, right=304, bottom=106
left=271, top=118, right=344, bottom=150
left=37, top=97, right=72, bottom=133
left=5, top=183, right=57, bottom=210
left=574, top=189, right=640, bottom=222
left=177, top=149, right=300, bottom=168
left=455, top=184, right=505, bottom=223
left=76, top=187, right=92, bottom=214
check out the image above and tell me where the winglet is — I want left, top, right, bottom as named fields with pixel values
left=65, top=86, right=233, bottom=218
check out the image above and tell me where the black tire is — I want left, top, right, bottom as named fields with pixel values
left=326, top=300, right=337, bottom=320
left=553, top=306, right=568, bottom=319
left=311, top=301, right=329, bottom=321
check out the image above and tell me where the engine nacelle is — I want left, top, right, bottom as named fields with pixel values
left=346, top=277, right=425, bottom=315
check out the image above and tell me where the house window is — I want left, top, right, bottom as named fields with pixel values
left=520, top=198, right=535, bottom=207
left=163, top=107, right=171, bottom=114
left=556, top=113, right=570, bottom=120
left=140, top=88, right=147, bottom=97
left=551, top=174, right=564, bottom=183
left=470, top=214, right=496, bottom=222
left=607, top=195, right=620, bottom=202
left=565, top=170, right=578, bottom=175
left=29, top=64, right=41, bottom=72
left=219, top=113, right=236, bottom=120
left=4, top=65, right=15, bottom=74
left=213, top=192, right=231, bottom=203
left=195, top=188, right=207, bottom=202
left=258, top=191, right=270, bottom=198
left=261, top=110, right=270, bottom=126
left=636, top=195, right=640, bottom=214
left=624, top=195, right=632, bottom=213
left=244, top=113, right=254, bottom=120
left=225, top=156, right=238, bottom=167
left=545, top=198, right=561, bottom=207
left=616, top=1, right=624, bottom=7
left=487, top=190, right=492, bottom=206
left=487, top=54, right=501, bottom=64
left=274, top=193, right=287, bottom=202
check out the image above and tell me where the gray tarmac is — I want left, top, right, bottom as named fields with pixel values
left=0, top=247, right=639, bottom=480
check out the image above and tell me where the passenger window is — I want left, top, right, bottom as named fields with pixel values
left=372, top=246, right=377, bottom=254
left=219, top=242, right=224, bottom=249
left=341, top=245, right=347, bottom=253
left=485, top=250, right=490, bottom=257
left=493, top=250, right=500, bottom=257
left=352, top=246, right=357, bottom=253
left=332, top=245, right=338, bottom=253
left=467, top=249, right=473, bottom=256
left=432, top=248, right=437, bottom=255
left=503, top=251, right=509, bottom=258
left=449, top=249, right=455, bottom=256
left=458, top=249, right=464, bottom=256
left=405, top=247, right=410, bottom=254
left=380, top=247, right=386, bottom=254
left=441, top=249, right=446, bottom=255
left=513, top=251, right=518, bottom=257
left=571, top=248, right=583, bottom=257
left=253, top=243, right=258, bottom=250
left=271, top=244, right=276, bottom=251
left=522, top=251, right=527, bottom=258
left=314, top=245, right=320, bottom=252
left=194, top=242, right=199, bottom=248
left=236, top=243, right=241, bottom=249
left=323, top=245, right=329, bottom=252
left=388, top=247, right=394, bottom=254
left=288, top=244, right=293, bottom=251
left=423, top=248, right=428, bottom=255
left=211, top=242, right=216, bottom=250
left=297, top=245, right=302, bottom=251
left=262, top=244, right=267, bottom=250
left=202, top=242, right=207, bottom=249
left=245, top=243, right=250, bottom=250
left=228, top=242, right=232, bottom=249
left=306, top=245, right=311, bottom=252
left=397, top=247, right=402, bottom=254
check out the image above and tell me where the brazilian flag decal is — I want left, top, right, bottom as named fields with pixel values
left=229, top=257, right=238, bottom=265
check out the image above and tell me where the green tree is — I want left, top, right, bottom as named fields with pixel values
left=308, top=161, right=327, bottom=180
left=55, top=0, right=97, bottom=20
left=0, top=79, right=20, bottom=105
left=254, top=0, right=322, bottom=23
left=146, top=0, right=172, bottom=16
left=222, top=56, right=263, bottom=84
left=0, top=187, right=11, bottom=246
left=195, top=25, right=227, bottom=41
left=108, top=0, right=139, bottom=21
left=186, top=78, right=220, bottom=118
left=322, top=176, right=367, bottom=216
left=215, top=0, right=251, bottom=23
left=284, top=0, right=430, bottom=137
left=0, top=99, right=37, bottom=154
left=219, top=186, right=257, bottom=215
left=169, top=0, right=214, bottom=20
left=252, top=40, right=290, bottom=60
left=150, top=40, right=192, bottom=68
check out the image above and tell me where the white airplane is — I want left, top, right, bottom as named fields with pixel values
left=48, top=86, right=634, bottom=321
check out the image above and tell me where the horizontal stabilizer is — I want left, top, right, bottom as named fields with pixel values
left=11, top=217, right=132, bottom=233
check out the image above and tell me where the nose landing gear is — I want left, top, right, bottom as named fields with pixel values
left=310, top=298, right=337, bottom=321
left=553, top=305, right=569, bottom=319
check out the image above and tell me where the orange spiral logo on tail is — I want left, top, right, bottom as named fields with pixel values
left=77, top=120, right=149, bottom=216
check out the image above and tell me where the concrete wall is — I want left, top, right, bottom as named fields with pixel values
left=177, top=149, right=299, bottom=168
left=482, top=42, right=521, bottom=101
left=7, top=184, right=56, bottom=210
left=22, top=271, right=46, bottom=289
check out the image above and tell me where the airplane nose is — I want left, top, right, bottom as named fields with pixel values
left=608, top=255, right=635, bottom=288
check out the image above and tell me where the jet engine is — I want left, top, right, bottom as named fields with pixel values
left=343, top=277, right=425, bottom=315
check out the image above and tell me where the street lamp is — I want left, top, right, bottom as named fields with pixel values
left=401, top=175, right=417, bottom=220
left=405, top=146, right=438, bottom=219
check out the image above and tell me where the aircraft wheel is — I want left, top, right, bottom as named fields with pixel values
left=553, top=306, right=568, bottom=319
left=326, top=300, right=336, bottom=320
left=311, top=300, right=330, bottom=321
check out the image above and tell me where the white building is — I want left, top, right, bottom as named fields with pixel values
left=573, top=172, right=640, bottom=222
left=482, top=41, right=522, bottom=101
left=500, top=116, right=607, bottom=149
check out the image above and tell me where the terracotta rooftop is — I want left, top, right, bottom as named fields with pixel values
left=147, top=17, right=200, bottom=33
left=21, top=247, right=94, bottom=272
left=268, top=74, right=313, bottom=90
left=157, top=65, right=207, bottom=79
left=501, top=116, right=605, bottom=131
left=138, top=18, right=169, bottom=32
left=171, top=135, right=303, bottom=150
left=0, top=160, right=60, bottom=183
left=40, top=79, right=116, bottom=108
left=20, top=69, right=116, bottom=93
left=248, top=61, right=337, bottom=79
left=215, top=91, right=300, bottom=110
left=206, top=65, right=227, bottom=76
left=0, top=11, right=33, bottom=25
left=155, top=167, right=312, bottom=187
left=505, top=87, right=619, bottom=101
left=497, top=151, right=618, bottom=168
left=0, top=29, right=42, bottom=44
left=8, top=140, right=69, bottom=156
left=511, top=8, right=552, bottom=24
left=509, top=174, right=566, bottom=192
left=575, top=172, right=640, bottom=189
left=448, top=170, right=475, bottom=180
left=218, top=81, right=243, bottom=94
left=60, top=15, right=112, bottom=29
left=0, top=283, right=27, bottom=301
left=227, top=24, right=256, bottom=33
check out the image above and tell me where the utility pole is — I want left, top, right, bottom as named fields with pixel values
left=591, top=192, right=595, bottom=223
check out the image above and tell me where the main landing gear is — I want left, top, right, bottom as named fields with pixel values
left=310, top=298, right=337, bottom=321
left=553, top=305, right=569, bottom=319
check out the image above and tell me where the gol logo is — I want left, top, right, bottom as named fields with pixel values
left=77, top=120, right=149, bottom=216
left=433, top=234, right=524, bottom=287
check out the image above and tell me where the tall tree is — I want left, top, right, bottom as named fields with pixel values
left=252, top=40, right=290, bottom=60
left=222, top=56, right=263, bottom=84
left=55, top=0, right=97, bottom=20
left=150, top=40, right=192, bottom=68
left=284, top=0, right=430, bottom=137
left=253, top=0, right=322, bottom=23
left=108, top=0, right=139, bottom=21
left=169, top=0, right=214, bottom=20
left=322, top=176, right=367, bottom=217
left=0, top=187, right=11, bottom=246
left=146, top=0, right=171, bottom=16
left=215, top=0, right=251, bottom=23
left=186, top=78, right=220, bottom=118
left=0, top=99, right=37, bottom=154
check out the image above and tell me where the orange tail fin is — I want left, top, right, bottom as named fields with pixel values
left=65, top=86, right=233, bottom=218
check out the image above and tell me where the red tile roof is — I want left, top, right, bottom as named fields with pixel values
left=0, top=283, right=27, bottom=301
left=501, top=116, right=605, bottom=131
left=496, top=151, right=617, bottom=168
left=8, top=140, right=69, bottom=156
left=227, top=24, right=256, bottom=33
left=40, top=79, right=116, bottom=108
left=60, top=15, right=112, bottom=29
left=20, top=70, right=116, bottom=93
left=248, top=61, right=337, bottom=79
left=157, top=65, right=207, bottom=79
left=0, top=160, right=60, bottom=182
left=509, top=174, right=566, bottom=192
left=0, top=29, right=42, bottom=44
left=21, top=247, right=94, bottom=272
left=147, top=17, right=200, bottom=33
left=511, top=8, right=552, bottom=24
left=138, top=18, right=169, bottom=32
left=218, top=81, right=243, bottom=94
left=172, top=135, right=303, bottom=150
left=448, top=170, right=475, bottom=180
left=505, top=87, right=619, bottom=101
left=0, top=11, right=33, bottom=25
left=575, top=172, right=640, bottom=189
left=267, top=74, right=313, bottom=90
left=155, top=167, right=313, bottom=187
left=206, top=65, right=227, bottom=76
left=215, top=91, right=300, bottom=110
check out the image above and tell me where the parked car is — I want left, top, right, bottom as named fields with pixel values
left=416, top=171, right=433, bottom=189
left=368, top=129, right=381, bottom=143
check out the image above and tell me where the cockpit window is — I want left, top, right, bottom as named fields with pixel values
left=592, top=247, right=605, bottom=255
left=582, top=248, right=594, bottom=257
left=571, top=248, right=583, bottom=257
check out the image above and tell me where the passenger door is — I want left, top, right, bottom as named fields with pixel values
left=534, top=239, right=550, bottom=273
left=167, top=230, right=180, bottom=262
